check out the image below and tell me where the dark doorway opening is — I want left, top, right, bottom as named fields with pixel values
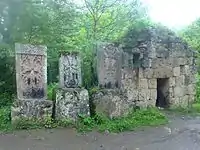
left=156, top=78, right=170, bottom=108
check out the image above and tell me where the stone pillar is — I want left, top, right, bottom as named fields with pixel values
left=97, top=42, right=122, bottom=88
left=11, top=43, right=52, bottom=123
left=56, top=52, right=90, bottom=121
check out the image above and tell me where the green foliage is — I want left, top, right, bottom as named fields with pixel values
left=0, top=93, right=13, bottom=108
left=77, top=108, right=167, bottom=133
left=0, top=107, right=167, bottom=133
left=0, top=107, right=12, bottom=132
left=47, top=82, right=58, bottom=100
left=195, top=74, right=200, bottom=103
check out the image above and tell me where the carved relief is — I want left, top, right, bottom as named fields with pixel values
left=20, top=54, right=45, bottom=99
left=97, top=43, right=122, bottom=89
left=62, top=53, right=81, bottom=88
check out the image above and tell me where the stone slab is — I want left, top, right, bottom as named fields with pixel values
left=55, top=88, right=90, bottom=121
left=11, top=99, right=53, bottom=123
left=91, top=89, right=131, bottom=119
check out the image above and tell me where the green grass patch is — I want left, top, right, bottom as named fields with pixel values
left=77, top=108, right=168, bottom=133
left=0, top=107, right=168, bottom=133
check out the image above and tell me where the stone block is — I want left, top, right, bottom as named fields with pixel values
left=185, top=84, right=196, bottom=95
left=127, top=90, right=138, bottom=102
left=11, top=99, right=53, bottom=123
left=92, top=89, right=130, bottom=118
left=138, top=68, right=144, bottom=78
left=148, top=79, right=157, bottom=89
left=153, top=67, right=173, bottom=78
left=185, top=75, right=196, bottom=85
left=188, top=95, right=195, bottom=103
left=169, top=87, right=174, bottom=99
left=169, top=77, right=175, bottom=87
left=173, top=67, right=180, bottom=77
left=175, top=75, right=185, bottom=86
left=173, top=86, right=185, bottom=97
left=169, top=97, right=180, bottom=106
left=143, top=68, right=154, bottom=79
left=55, top=88, right=90, bottom=121
left=139, top=79, right=148, bottom=89
left=180, top=65, right=190, bottom=75
left=138, top=89, right=150, bottom=101
left=150, top=89, right=157, bottom=101
left=181, top=95, right=189, bottom=107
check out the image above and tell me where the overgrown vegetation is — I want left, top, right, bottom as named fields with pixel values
left=0, top=107, right=167, bottom=133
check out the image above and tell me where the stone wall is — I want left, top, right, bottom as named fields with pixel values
left=121, top=26, right=197, bottom=108
left=93, top=26, right=197, bottom=118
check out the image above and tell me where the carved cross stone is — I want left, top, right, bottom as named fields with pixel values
left=59, top=52, right=82, bottom=88
left=15, top=43, right=47, bottom=100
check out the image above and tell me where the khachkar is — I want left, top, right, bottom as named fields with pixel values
left=56, top=51, right=90, bottom=121
left=11, top=43, right=52, bottom=123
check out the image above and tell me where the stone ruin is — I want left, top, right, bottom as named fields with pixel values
left=55, top=52, right=90, bottom=121
left=11, top=43, right=52, bottom=122
left=11, top=26, right=197, bottom=122
left=92, top=27, right=197, bottom=118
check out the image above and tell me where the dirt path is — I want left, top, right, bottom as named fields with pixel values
left=1, top=115, right=200, bottom=150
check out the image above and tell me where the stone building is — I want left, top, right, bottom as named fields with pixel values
left=93, top=26, right=197, bottom=118
left=11, top=43, right=52, bottom=122
left=56, top=52, right=90, bottom=121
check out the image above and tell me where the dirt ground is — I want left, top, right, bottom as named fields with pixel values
left=1, top=114, right=200, bottom=150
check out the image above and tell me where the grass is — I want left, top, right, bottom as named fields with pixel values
left=164, top=103, right=200, bottom=116
left=0, top=107, right=168, bottom=133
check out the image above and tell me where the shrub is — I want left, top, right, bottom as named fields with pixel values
left=0, top=107, right=12, bottom=131
left=0, top=93, right=13, bottom=108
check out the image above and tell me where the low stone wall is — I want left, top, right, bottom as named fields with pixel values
left=11, top=99, right=53, bottom=123
left=55, top=88, right=90, bottom=121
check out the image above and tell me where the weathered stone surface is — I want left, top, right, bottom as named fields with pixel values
left=148, top=79, right=157, bottom=89
left=150, top=89, right=157, bottom=101
left=97, top=43, right=122, bottom=88
left=153, top=67, right=173, bottom=78
left=59, top=52, right=82, bottom=88
left=55, top=88, right=90, bottom=121
left=185, top=84, right=196, bottom=95
left=138, top=89, right=150, bottom=101
left=180, top=65, right=190, bottom=75
left=91, top=89, right=130, bottom=118
left=175, top=75, right=185, bottom=86
left=139, top=79, right=148, bottom=89
left=185, top=75, right=196, bottom=85
left=169, top=77, right=175, bottom=87
left=143, top=68, right=153, bottom=78
left=173, top=86, right=185, bottom=97
left=173, top=67, right=180, bottom=77
left=11, top=99, right=52, bottom=122
left=15, top=43, right=47, bottom=100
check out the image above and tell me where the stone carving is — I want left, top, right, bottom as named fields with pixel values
left=97, top=43, right=122, bottom=88
left=59, top=52, right=82, bottom=88
left=12, top=43, right=50, bottom=124
left=20, top=54, right=44, bottom=99
left=55, top=88, right=90, bottom=121
left=15, top=43, right=47, bottom=100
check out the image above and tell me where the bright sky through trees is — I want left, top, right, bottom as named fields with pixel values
left=74, top=0, right=200, bottom=29
left=141, top=0, right=200, bottom=28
